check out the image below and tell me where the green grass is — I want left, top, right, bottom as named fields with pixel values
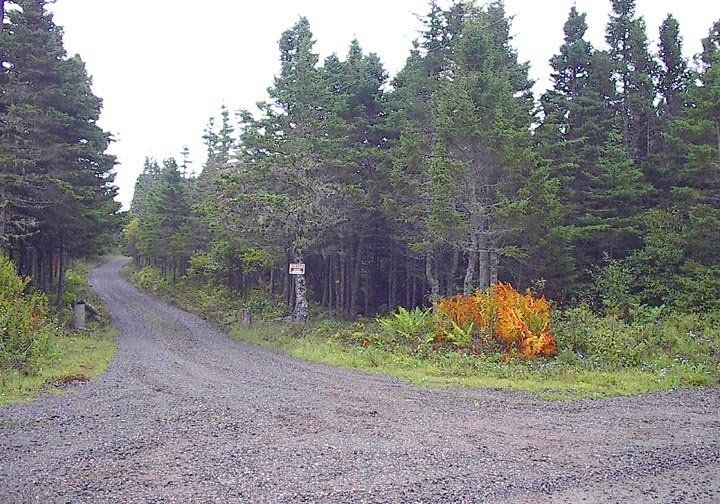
left=0, top=258, right=118, bottom=408
left=124, top=264, right=718, bottom=401
left=0, top=324, right=117, bottom=407
left=228, top=322, right=713, bottom=400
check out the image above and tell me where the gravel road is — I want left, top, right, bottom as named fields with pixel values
left=1, top=257, right=719, bottom=503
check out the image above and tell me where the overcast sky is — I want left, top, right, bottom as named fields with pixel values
left=49, top=0, right=715, bottom=209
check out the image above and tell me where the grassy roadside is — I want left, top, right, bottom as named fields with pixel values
left=124, top=264, right=718, bottom=400
left=229, top=323, right=710, bottom=400
left=0, top=258, right=117, bottom=408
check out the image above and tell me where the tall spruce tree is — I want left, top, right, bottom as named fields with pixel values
left=0, top=0, right=119, bottom=302
left=606, top=0, right=657, bottom=160
left=225, top=18, right=349, bottom=323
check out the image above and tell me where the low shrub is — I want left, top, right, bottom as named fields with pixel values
left=377, top=307, right=432, bottom=345
left=555, top=305, right=720, bottom=373
left=433, top=283, right=556, bottom=359
left=131, top=266, right=168, bottom=294
left=0, top=256, right=55, bottom=372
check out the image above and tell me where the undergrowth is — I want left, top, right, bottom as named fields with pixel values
left=125, top=264, right=720, bottom=400
left=0, top=258, right=117, bottom=408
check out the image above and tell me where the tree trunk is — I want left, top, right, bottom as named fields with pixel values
left=447, top=246, right=459, bottom=296
left=388, top=253, right=396, bottom=310
left=490, top=246, right=499, bottom=285
left=321, top=254, right=328, bottom=307
left=350, top=237, right=364, bottom=317
left=478, top=233, right=490, bottom=290
left=283, top=264, right=291, bottom=308
left=327, top=254, right=334, bottom=310
left=0, top=184, right=6, bottom=256
left=56, top=245, right=67, bottom=307
left=292, top=252, right=308, bottom=324
left=463, top=234, right=478, bottom=295
left=412, top=276, right=418, bottom=308
left=405, top=258, right=412, bottom=308
left=425, top=251, right=440, bottom=304
left=338, top=253, right=344, bottom=314
left=42, top=248, right=51, bottom=293
left=30, top=247, right=38, bottom=282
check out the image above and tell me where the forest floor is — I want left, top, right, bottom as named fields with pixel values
left=1, top=256, right=719, bottom=502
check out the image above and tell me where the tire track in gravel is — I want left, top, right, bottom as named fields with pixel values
left=1, top=256, right=718, bottom=503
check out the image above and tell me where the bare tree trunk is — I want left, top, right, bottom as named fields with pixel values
left=350, top=237, right=364, bottom=317
left=425, top=251, right=440, bottom=304
left=321, top=254, right=328, bottom=307
left=405, top=258, right=411, bottom=308
left=283, top=264, right=291, bottom=308
left=339, top=251, right=345, bottom=314
left=388, top=253, right=397, bottom=310
left=463, top=234, right=478, bottom=295
left=42, top=248, right=51, bottom=293
left=30, top=247, right=38, bottom=282
left=490, top=245, right=499, bottom=285
left=447, top=246, right=459, bottom=296
left=716, top=121, right=720, bottom=164
left=478, top=233, right=490, bottom=290
left=0, top=185, right=6, bottom=256
left=56, top=245, right=67, bottom=308
left=412, top=276, right=418, bottom=308
left=292, top=251, right=308, bottom=324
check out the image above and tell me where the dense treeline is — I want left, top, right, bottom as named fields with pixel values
left=0, top=0, right=120, bottom=303
left=127, top=0, right=720, bottom=322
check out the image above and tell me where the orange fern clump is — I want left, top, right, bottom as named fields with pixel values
left=492, top=283, right=556, bottom=358
left=435, top=294, right=488, bottom=328
left=432, top=283, right=556, bottom=359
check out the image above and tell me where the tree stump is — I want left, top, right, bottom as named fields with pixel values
left=74, top=301, right=86, bottom=331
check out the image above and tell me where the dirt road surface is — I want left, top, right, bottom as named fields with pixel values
left=1, top=257, right=718, bottom=502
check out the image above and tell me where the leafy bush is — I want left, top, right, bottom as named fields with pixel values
left=555, top=305, right=720, bottom=373
left=0, top=256, right=54, bottom=371
left=131, top=266, right=168, bottom=294
left=591, top=256, right=638, bottom=317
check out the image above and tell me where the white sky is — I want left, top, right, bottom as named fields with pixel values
left=49, top=0, right=717, bottom=209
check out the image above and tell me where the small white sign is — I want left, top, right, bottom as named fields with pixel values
left=289, top=263, right=306, bottom=275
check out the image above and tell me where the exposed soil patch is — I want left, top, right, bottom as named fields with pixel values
left=45, top=374, right=91, bottom=389
left=0, top=257, right=718, bottom=502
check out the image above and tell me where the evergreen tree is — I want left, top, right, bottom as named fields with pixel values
left=224, top=18, right=349, bottom=323
left=657, top=15, right=690, bottom=118
left=0, top=0, right=119, bottom=301
left=540, top=6, right=647, bottom=293
left=606, top=0, right=657, bottom=160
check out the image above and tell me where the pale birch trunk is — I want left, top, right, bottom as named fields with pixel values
left=292, top=252, right=308, bottom=324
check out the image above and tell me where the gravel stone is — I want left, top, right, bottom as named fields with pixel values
left=1, top=257, right=718, bottom=502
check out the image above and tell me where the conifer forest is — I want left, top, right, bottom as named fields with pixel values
left=121, top=1, right=720, bottom=324
left=2, top=0, right=720, bottom=346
